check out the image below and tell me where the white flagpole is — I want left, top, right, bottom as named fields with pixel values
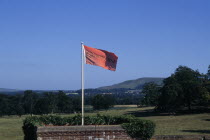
left=81, top=42, right=85, bottom=126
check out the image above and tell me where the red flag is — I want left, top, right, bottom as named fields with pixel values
left=83, top=45, right=118, bottom=71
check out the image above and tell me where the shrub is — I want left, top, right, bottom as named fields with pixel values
left=22, top=114, right=155, bottom=140
left=22, top=116, right=41, bottom=140
left=122, top=119, right=155, bottom=140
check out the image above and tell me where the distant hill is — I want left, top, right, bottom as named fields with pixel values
left=99, top=77, right=165, bottom=90
left=0, top=88, right=24, bottom=94
left=0, top=77, right=164, bottom=94
left=0, top=88, right=74, bottom=95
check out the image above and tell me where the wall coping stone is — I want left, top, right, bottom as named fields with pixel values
left=37, top=125, right=124, bottom=133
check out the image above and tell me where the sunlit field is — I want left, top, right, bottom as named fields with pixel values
left=0, top=105, right=210, bottom=140
left=0, top=116, right=24, bottom=140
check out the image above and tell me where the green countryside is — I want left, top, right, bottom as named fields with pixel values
left=0, top=65, right=210, bottom=139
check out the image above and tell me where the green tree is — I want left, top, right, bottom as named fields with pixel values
left=23, top=90, right=38, bottom=116
left=103, top=94, right=115, bottom=110
left=157, top=76, right=183, bottom=112
left=174, top=66, right=202, bottom=110
left=34, top=97, right=51, bottom=114
left=208, top=65, right=210, bottom=80
left=72, top=96, right=81, bottom=112
left=43, top=92, right=57, bottom=114
left=12, top=94, right=25, bottom=117
left=201, top=78, right=210, bottom=105
left=140, top=82, right=160, bottom=106
left=0, top=94, right=10, bottom=116
left=157, top=66, right=208, bottom=112
left=91, top=94, right=115, bottom=110
left=57, top=91, right=73, bottom=113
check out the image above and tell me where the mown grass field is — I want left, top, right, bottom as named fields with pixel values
left=0, top=105, right=210, bottom=140
left=0, top=116, right=24, bottom=140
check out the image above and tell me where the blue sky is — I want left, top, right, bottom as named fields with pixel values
left=0, top=0, right=209, bottom=90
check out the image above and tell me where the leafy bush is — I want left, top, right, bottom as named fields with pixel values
left=122, top=119, right=155, bottom=140
left=22, top=114, right=155, bottom=140
left=22, top=116, right=41, bottom=140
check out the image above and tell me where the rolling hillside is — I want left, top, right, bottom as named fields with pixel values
left=99, top=77, right=164, bottom=90
left=0, top=78, right=165, bottom=94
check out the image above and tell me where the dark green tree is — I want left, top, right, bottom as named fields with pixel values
left=72, top=96, right=81, bottom=112
left=157, top=66, right=208, bottom=112
left=12, top=94, right=25, bottom=117
left=174, top=66, right=202, bottom=110
left=91, top=94, right=115, bottom=110
left=23, top=90, right=38, bottom=116
left=201, top=76, right=210, bottom=105
left=103, top=94, right=115, bottom=110
left=157, top=76, right=183, bottom=112
left=43, top=92, right=57, bottom=114
left=0, top=94, right=10, bottom=116
left=57, top=91, right=73, bottom=113
left=140, top=82, right=160, bottom=106
left=34, top=97, right=51, bottom=114
left=0, top=94, right=25, bottom=116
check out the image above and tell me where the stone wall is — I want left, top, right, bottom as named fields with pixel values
left=37, top=125, right=140, bottom=140
left=37, top=125, right=210, bottom=140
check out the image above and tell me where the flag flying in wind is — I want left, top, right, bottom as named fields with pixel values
left=83, top=45, right=118, bottom=71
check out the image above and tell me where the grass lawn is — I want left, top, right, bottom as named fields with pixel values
left=0, top=105, right=210, bottom=140
left=148, top=113, right=210, bottom=135
left=0, top=116, right=24, bottom=140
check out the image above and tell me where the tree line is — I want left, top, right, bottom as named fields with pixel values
left=0, top=91, right=81, bottom=116
left=0, top=90, right=142, bottom=117
left=140, top=65, right=210, bottom=112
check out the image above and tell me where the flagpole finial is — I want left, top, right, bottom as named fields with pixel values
left=81, top=42, right=84, bottom=45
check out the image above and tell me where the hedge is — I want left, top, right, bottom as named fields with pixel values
left=22, top=114, right=155, bottom=140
